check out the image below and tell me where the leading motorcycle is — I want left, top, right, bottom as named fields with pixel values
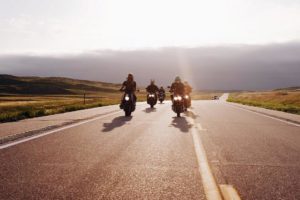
left=120, top=91, right=136, bottom=116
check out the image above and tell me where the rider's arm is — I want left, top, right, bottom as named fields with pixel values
left=169, top=84, right=175, bottom=92
left=120, top=81, right=126, bottom=91
left=133, top=81, right=137, bottom=92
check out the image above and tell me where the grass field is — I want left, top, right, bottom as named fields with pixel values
left=0, top=91, right=221, bottom=123
left=228, top=90, right=300, bottom=114
left=0, top=92, right=149, bottom=123
left=0, top=74, right=223, bottom=122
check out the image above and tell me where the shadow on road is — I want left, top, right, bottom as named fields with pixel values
left=102, top=116, right=132, bottom=132
left=171, top=117, right=193, bottom=133
left=185, top=110, right=198, bottom=119
left=143, top=107, right=157, bottom=113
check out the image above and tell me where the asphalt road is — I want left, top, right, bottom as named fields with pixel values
left=0, top=100, right=299, bottom=200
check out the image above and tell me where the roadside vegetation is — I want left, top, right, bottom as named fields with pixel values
left=0, top=75, right=139, bottom=122
left=191, top=91, right=222, bottom=100
left=228, top=89, right=300, bottom=114
left=0, top=95, right=120, bottom=123
left=0, top=74, right=223, bottom=122
left=0, top=91, right=220, bottom=123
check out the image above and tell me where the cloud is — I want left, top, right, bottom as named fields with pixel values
left=0, top=42, right=300, bottom=90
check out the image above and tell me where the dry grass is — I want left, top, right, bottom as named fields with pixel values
left=0, top=94, right=118, bottom=122
left=228, top=90, right=300, bottom=114
left=0, top=90, right=221, bottom=123
left=191, top=91, right=222, bottom=100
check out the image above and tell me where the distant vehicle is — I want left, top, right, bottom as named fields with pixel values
left=120, top=92, right=135, bottom=116
left=147, top=93, right=157, bottom=108
left=213, top=96, right=219, bottom=100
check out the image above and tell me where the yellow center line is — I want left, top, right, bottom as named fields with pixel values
left=187, top=117, right=223, bottom=200
left=187, top=116, right=242, bottom=200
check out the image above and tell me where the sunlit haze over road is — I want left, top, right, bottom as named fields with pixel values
left=0, top=0, right=300, bottom=89
left=0, top=1, right=300, bottom=200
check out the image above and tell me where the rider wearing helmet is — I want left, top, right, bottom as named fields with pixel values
left=158, top=86, right=165, bottom=96
left=146, top=80, right=159, bottom=94
left=184, top=81, right=192, bottom=95
left=170, top=76, right=185, bottom=101
left=170, top=76, right=185, bottom=94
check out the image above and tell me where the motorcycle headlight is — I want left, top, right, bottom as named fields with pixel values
left=125, top=95, right=130, bottom=101
left=185, top=95, right=189, bottom=99
left=177, top=96, right=182, bottom=101
left=174, top=96, right=178, bottom=101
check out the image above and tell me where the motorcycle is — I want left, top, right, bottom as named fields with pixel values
left=172, top=94, right=185, bottom=117
left=147, top=93, right=157, bottom=108
left=183, top=94, right=191, bottom=111
left=120, top=92, right=136, bottom=116
left=158, top=92, right=165, bottom=103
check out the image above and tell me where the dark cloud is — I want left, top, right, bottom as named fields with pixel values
left=1, top=42, right=300, bottom=90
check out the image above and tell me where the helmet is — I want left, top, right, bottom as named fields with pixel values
left=175, top=76, right=181, bottom=82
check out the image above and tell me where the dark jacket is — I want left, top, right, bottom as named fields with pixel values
left=170, top=82, right=185, bottom=95
left=146, top=84, right=159, bottom=93
left=159, top=88, right=165, bottom=94
left=122, top=80, right=136, bottom=93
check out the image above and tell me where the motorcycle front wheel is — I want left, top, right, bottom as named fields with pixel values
left=125, top=109, right=131, bottom=117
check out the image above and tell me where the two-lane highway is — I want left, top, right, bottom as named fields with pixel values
left=0, top=99, right=299, bottom=200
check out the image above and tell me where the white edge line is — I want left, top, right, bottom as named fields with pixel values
left=226, top=103, right=300, bottom=127
left=0, top=111, right=122, bottom=150
left=188, top=118, right=223, bottom=200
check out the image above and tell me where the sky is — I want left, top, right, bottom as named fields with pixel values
left=0, top=0, right=300, bottom=89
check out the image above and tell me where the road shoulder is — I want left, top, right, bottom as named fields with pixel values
left=226, top=102, right=300, bottom=125
left=0, top=104, right=120, bottom=145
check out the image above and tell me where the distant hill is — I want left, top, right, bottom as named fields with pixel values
left=0, top=74, right=122, bottom=95
left=273, top=86, right=300, bottom=91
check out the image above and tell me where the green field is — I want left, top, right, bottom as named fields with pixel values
left=228, top=89, right=300, bottom=114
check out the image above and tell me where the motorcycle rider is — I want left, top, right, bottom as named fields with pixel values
left=146, top=80, right=159, bottom=95
left=158, top=86, right=166, bottom=97
left=120, top=73, right=137, bottom=108
left=184, top=81, right=192, bottom=95
left=170, top=76, right=185, bottom=101
left=158, top=86, right=166, bottom=103
left=183, top=81, right=192, bottom=110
